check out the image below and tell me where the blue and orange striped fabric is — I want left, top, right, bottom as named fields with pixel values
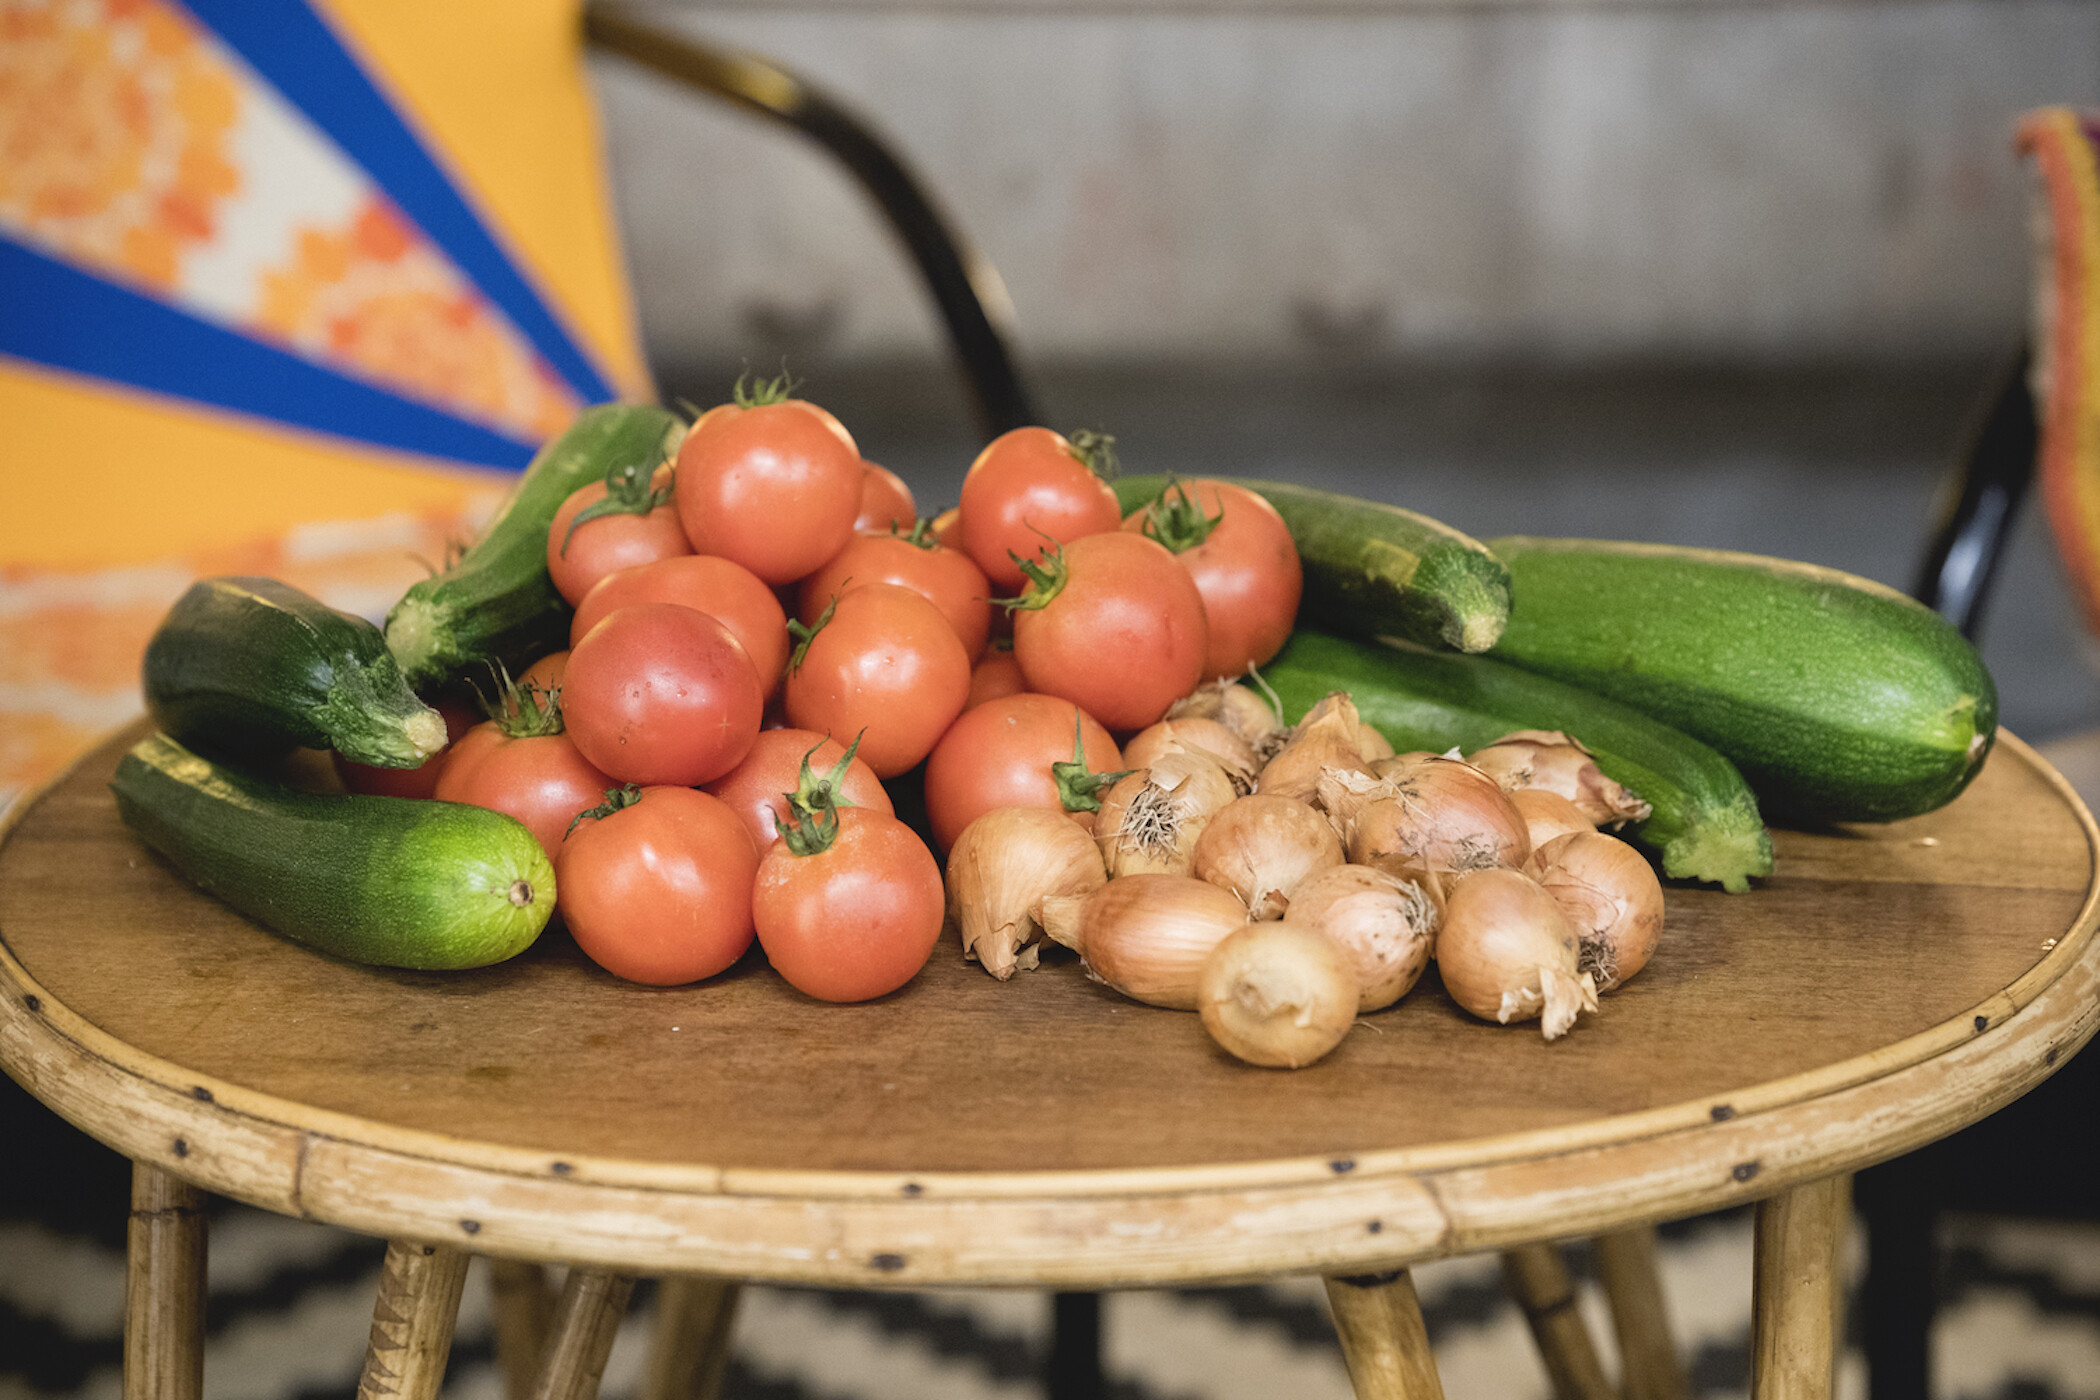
left=0, top=0, right=653, bottom=807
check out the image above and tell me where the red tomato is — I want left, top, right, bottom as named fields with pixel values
left=332, top=697, right=477, bottom=799
left=930, top=505, right=963, bottom=549
left=518, top=650, right=568, bottom=694
left=702, top=727, right=894, bottom=854
left=434, top=723, right=615, bottom=864
left=853, top=461, right=917, bottom=533
left=558, top=786, right=759, bottom=985
left=956, top=427, right=1122, bottom=593
left=563, top=603, right=765, bottom=786
left=783, top=583, right=971, bottom=778
left=1011, top=532, right=1208, bottom=732
left=922, top=693, right=1124, bottom=852
left=674, top=392, right=862, bottom=585
left=964, top=647, right=1026, bottom=711
left=797, top=528, right=993, bottom=661
left=1123, top=479, right=1302, bottom=679
left=753, top=807, right=943, bottom=1002
left=569, top=554, right=789, bottom=694
left=547, top=475, right=691, bottom=606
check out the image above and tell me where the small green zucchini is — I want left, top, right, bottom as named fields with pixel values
left=1487, top=538, right=1999, bottom=822
left=386, top=402, right=684, bottom=689
left=1114, top=474, right=1510, bottom=653
left=143, top=576, right=445, bottom=769
left=1262, top=629, right=1774, bottom=892
left=111, top=732, right=554, bottom=970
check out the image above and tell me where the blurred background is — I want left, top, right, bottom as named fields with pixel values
left=8, top=1, right=2100, bottom=1398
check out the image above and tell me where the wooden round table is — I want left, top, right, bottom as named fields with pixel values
left=3, top=724, right=2096, bottom=1400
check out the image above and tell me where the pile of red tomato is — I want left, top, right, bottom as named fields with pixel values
left=339, top=379, right=1304, bottom=1003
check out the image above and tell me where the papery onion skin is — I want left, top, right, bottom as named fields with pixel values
left=1534, top=830, right=1664, bottom=992
left=945, top=806, right=1108, bottom=980
left=1095, top=752, right=1238, bottom=877
left=1197, top=921, right=1359, bottom=1068
left=1511, top=788, right=1596, bottom=866
left=1283, top=864, right=1436, bottom=1011
left=1190, top=793, right=1345, bottom=919
left=1258, top=692, right=1373, bottom=802
left=1052, top=873, right=1251, bottom=1010
left=1468, top=729, right=1652, bottom=828
left=1436, top=868, right=1598, bottom=1040
left=1347, top=754, right=1531, bottom=885
left=1123, top=716, right=1261, bottom=791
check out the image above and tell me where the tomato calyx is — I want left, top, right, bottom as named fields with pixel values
left=1064, top=429, right=1120, bottom=482
left=1050, top=712, right=1135, bottom=816
left=786, top=592, right=840, bottom=674
left=472, top=663, right=566, bottom=739
left=773, top=789, right=842, bottom=857
left=996, top=543, right=1068, bottom=613
left=559, top=449, right=675, bottom=557
left=893, top=518, right=943, bottom=551
left=731, top=368, right=797, bottom=409
left=567, top=783, right=643, bottom=838
left=1136, top=476, right=1223, bottom=555
left=791, top=732, right=869, bottom=817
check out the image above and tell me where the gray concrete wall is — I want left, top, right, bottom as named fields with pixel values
left=593, top=0, right=2100, bottom=370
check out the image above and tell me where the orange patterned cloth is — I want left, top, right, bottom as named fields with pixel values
left=2020, top=108, right=2100, bottom=637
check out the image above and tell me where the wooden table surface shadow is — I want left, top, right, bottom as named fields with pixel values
left=2, top=723, right=2096, bottom=1288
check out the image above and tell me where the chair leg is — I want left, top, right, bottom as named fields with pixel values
left=643, top=1278, right=741, bottom=1400
left=124, top=1162, right=206, bottom=1400
left=491, top=1260, right=558, bottom=1400
left=1752, top=1176, right=1847, bottom=1400
left=528, top=1268, right=637, bottom=1400
left=1501, top=1245, right=1614, bottom=1400
left=1323, top=1269, right=1447, bottom=1400
left=357, top=1242, right=471, bottom=1400
left=1592, top=1226, right=1690, bottom=1400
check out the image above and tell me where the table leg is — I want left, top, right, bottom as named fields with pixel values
left=1752, top=1175, right=1847, bottom=1400
left=1593, top=1226, right=1690, bottom=1400
left=1501, top=1245, right=1613, bottom=1400
left=356, top=1241, right=470, bottom=1400
left=528, top=1268, right=637, bottom=1400
left=491, top=1261, right=557, bottom=1400
left=125, top=1162, right=206, bottom=1400
left=1323, top=1269, right=1446, bottom=1400
left=643, top=1277, right=741, bottom=1400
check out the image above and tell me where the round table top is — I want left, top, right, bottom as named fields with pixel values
left=2, top=724, right=2095, bottom=1287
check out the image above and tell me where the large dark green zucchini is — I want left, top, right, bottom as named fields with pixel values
left=144, top=576, right=444, bottom=769
left=111, top=733, right=553, bottom=970
left=1264, top=629, right=1773, bottom=892
left=1114, top=474, right=1510, bottom=653
left=1487, top=538, right=1999, bottom=822
left=385, top=403, right=683, bottom=688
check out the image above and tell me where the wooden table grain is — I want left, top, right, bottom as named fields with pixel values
left=3, top=723, right=2095, bottom=1398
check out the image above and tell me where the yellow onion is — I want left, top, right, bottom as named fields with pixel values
left=1511, top=788, right=1596, bottom=861
left=1346, top=753, right=1530, bottom=885
left=1283, top=864, right=1436, bottom=1011
left=1041, top=874, right=1251, bottom=1009
left=1190, top=793, right=1345, bottom=919
left=1533, top=830, right=1665, bottom=992
left=1197, top=922, right=1359, bottom=1068
left=1123, top=716, right=1261, bottom=792
left=1257, top=692, right=1373, bottom=802
left=945, top=807, right=1109, bottom=980
left=1436, top=868, right=1599, bottom=1040
left=1094, top=751, right=1239, bottom=877
left=1466, top=730, right=1652, bottom=828
left=1169, top=679, right=1287, bottom=757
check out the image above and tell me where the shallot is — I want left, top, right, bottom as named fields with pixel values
left=945, top=806, right=1109, bottom=979
left=1197, top=921, right=1359, bottom=1068
left=1533, top=830, right=1665, bottom=992
left=1435, top=867, right=1599, bottom=1040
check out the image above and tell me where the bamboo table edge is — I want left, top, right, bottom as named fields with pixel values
left=3, top=727, right=2096, bottom=1288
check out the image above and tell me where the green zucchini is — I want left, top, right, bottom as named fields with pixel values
left=1486, top=538, right=1998, bottom=823
left=111, top=732, right=553, bottom=969
left=143, top=576, right=445, bottom=769
left=1114, top=475, right=1510, bottom=653
left=1263, top=629, right=1774, bottom=892
left=386, top=402, right=684, bottom=689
